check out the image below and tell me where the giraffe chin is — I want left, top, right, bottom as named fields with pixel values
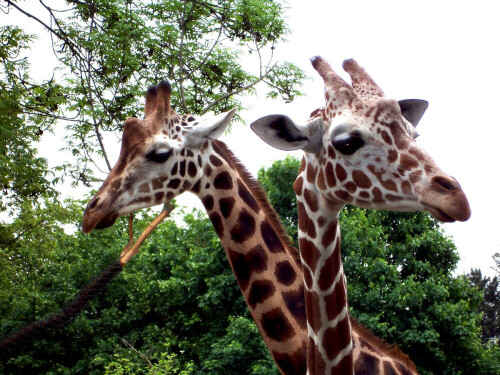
left=423, top=204, right=459, bottom=223
left=82, top=211, right=119, bottom=233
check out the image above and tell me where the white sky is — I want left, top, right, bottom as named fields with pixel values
left=2, top=0, right=499, bottom=277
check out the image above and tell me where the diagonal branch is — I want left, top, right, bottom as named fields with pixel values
left=5, top=0, right=85, bottom=62
left=200, top=63, right=276, bottom=115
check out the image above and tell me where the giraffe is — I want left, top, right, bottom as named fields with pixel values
left=82, top=79, right=423, bottom=375
left=82, top=80, right=308, bottom=374
left=251, top=56, right=471, bottom=375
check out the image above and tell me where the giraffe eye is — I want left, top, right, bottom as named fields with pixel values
left=147, top=149, right=172, bottom=163
left=333, top=136, right=365, bottom=155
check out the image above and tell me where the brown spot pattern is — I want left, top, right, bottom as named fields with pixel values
left=275, top=260, right=297, bottom=286
left=219, top=197, right=235, bottom=218
left=352, top=170, right=372, bottom=189
left=188, top=161, right=197, bottom=177
left=248, top=280, right=276, bottom=308
left=261, top=308, right=296, bottom=342
left=304, top=188, right=319, bottom=212
left=335, top=164, right=347, bottom=181
left=209, top=155, right=223, bottom=167
left=318, top=250, right=341, bottom=291
left=321, top=219, right=339, bottom=248
left=325, top=162, right=337, bottom=187
left=260, top=220, right=285, bottom=253
left=299, top=238, right=321, bottom=273
left=322, top=316, right=351, bottom=361
left=230, top=208, right=256, bottom=243
left=238, top=179, right=260, bottom=213
left=209, top=212, right=223, bottom=237
left=324, top=278, right=347, bottom=321
left=138, top=183, right=150, bottom=193
left=305, top=290, right=322, bottom=334
left=202, top=195, right=214, bottom=211
left=282, top=286, right=307, bottom=329
left=152, top=178, right=163, bottom=190
left=214, top=171, right=233, bottom=190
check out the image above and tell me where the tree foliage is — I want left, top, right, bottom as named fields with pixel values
left=0, top=25, right=66, bottom=211
left=3, top=0, right=305, bottom=184
left=1, top=208, right=278, bottom=374
left=468, top=262, right=500, bottom=345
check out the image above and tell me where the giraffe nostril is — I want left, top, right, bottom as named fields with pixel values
left=431, top=175, right=459, bottom=193
left=87, top=198, right=99, bottom=211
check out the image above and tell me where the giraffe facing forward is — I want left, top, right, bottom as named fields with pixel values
left=251, top=57, right=471, bottom=374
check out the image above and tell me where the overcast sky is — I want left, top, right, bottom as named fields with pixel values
left=3, top=0, right=499, bottom=276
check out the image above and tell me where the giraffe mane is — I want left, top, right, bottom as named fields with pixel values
left=212, top=140, right=302, bottom=266
left=350, top=315, right=418, bottom=372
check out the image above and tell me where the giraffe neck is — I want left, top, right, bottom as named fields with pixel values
left=295, top=155, right=419, bottom=375
left=295, top=157, right=353, bottom=375
left=195, top=140, right=307, bottom=374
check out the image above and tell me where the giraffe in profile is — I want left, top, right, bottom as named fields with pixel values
left=83, top=78, right=435, bottom=374
left=251, top=56, right=470, bottom=374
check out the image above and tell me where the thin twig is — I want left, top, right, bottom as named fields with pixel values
left=119, top=337, right=155, bottom=369
left=84, top=15, right=112, bottom=172
left=200, top=63, right=276, bottom=115
left=177, top=2, right=188, bottom=113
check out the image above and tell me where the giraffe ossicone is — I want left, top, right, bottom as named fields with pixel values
left=251, top=56, right=471, bottom=374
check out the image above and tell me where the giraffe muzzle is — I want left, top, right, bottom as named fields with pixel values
left=420, top=175, right=471, bottom=222
left=82, top=197, right=119, bottom=233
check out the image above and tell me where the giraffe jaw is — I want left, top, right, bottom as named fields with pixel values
left=82, top=210, right=119, bottom=233
left=422, top=204, right=458, bottom=223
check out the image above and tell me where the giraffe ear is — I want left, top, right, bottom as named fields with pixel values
left=186, top=109, right=236, bottom=147
left=251, top=115, right=324, bottom=154
left=398, top=99, right=428, bottom=127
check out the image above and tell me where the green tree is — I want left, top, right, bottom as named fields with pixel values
left=1, top=208, right=277, bottom=374
left=257, top=155, right=301, bottom=245
left=4, top=0, right=305, bottom=184
left=258, top=156, right=500, bottom=375
left=468, top=263, right=500, bottom=345
left=0, top=25, right=66, bottom=211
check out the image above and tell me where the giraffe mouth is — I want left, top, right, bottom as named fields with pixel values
left=95, top=213, right=119, bottom=230
left=423, top=204, right=457, bottom=223
left=82, top=210, right=119, bottom=233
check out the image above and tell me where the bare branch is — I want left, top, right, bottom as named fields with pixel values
left=200, top=63, right=276, bottom=115
left=5, top=0, right=85, bottom=62
left=176, top=2, right=189, bottom=113
left=194, top=22, right=225, bottom=73
left=84, top=15, right=112, bottom=172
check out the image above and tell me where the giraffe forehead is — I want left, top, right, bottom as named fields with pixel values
left=327, top=99, right=415, bottom=141
left=123, top=113, right=202, bottom=150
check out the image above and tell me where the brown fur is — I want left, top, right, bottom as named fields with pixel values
left=212, top=140, right=302, bottom=267
left=350, top=316, right=418, bottom=372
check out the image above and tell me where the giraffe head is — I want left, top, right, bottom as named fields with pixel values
left=251, top=57, right=471, bottom=222
left=82, top=80, right=235, bottom=233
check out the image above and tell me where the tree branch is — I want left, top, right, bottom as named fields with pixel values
left=5, top=0, right=85, bottom=62
left=84, top=15, right=111, bottom=172
left=177, top=2, right=188, bottom=113
left=200, top=63, right=276, bottom=115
